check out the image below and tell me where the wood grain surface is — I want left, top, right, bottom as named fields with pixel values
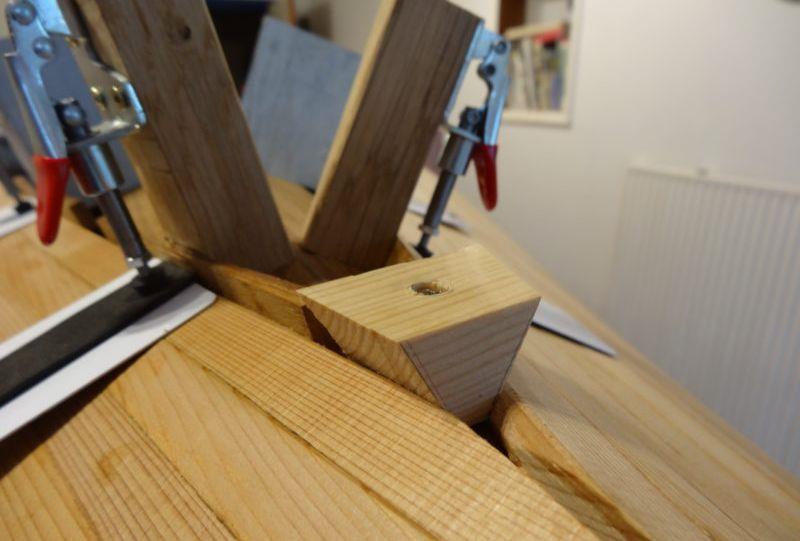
left=0, top=223, right=233, bottom=540
left=91, top=176, right=800, bottom=540
left=5, top=172, right=800, bottom=539
left=301, top=0, right=480, bottom=270
left=300, top=245, right=540, bottom=423
left=74, top=0, right=293, bottom=273
left=122, top=174, right=800, bottom=540
left=0, top=218, right=598, bottom=540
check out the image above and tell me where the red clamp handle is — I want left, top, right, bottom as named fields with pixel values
left=471, top=143, right=498, bottom=210
left=33, top=155, right=71, bottom=245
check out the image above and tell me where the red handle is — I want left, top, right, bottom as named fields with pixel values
left=471, top=143, right=498, bottom=210
left=33, top=155, right=71, bottom=245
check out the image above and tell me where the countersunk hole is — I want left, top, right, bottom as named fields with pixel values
left=179, top=25, right=192, bottom=41
left=410, top=280, right=450, bottom=296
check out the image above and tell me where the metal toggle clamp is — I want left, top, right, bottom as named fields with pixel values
left=415, top=22, right=509, bottom=258
left=5, top=0, right=150, bottom=274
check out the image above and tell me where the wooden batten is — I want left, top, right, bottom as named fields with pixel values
left=74, top=0, right=293, bottom=273
left=299, top=245, right=540, bottom=423
left=301, top=0, right=481, bottom=270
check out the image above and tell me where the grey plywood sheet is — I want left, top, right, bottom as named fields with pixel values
left=242, top=17, right=359, bottom=190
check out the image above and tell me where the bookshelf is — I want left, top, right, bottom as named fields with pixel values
left=501, top=0, right=580, bottom=127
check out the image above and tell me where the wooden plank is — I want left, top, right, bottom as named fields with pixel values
left=301, top=0, right=481, bottom=270
left=74, top=0, right=293, bottom=273
left=165, top=299, right=598, bottom=540
left=0, top=224, right=425, bottom=539
left=0, top=387, right=234, bottom=540
left=504, top=336, right=800, bottom=540
left=0, top=222, right=603, bottom=539
left=300, top=246, right=540, bottom=423
left=106, top=341, right=425, bottom=540
left=0, top=230, right=232, bottom=540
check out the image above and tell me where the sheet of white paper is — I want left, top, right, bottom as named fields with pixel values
left=533, top=299, right=616, bottom=357
left=0, top=268, right=215, bottom=441
left=0, top=199, right=35, bottom=239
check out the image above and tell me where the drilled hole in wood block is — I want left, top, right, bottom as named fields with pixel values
left=299, top=246, right=540, bottom=423
left=410, top=280, right=450, bottom=296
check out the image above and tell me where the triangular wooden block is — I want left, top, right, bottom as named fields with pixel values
left=299, top=245, right=540, bottom=423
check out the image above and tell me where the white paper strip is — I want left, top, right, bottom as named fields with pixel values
left=533, top=299, right=616, bottom=357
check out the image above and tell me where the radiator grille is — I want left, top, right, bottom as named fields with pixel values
left=607, top=164, right=800, bottom=473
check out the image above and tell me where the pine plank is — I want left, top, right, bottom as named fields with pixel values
left=105, top=341, right=425, bottom=540
left=165, top=299, right=598, bottom=540
left=0, top=232, right=233, bottom=540
left=0, top=233, right=87, bottom=336
left=105, top=175, right=800, bottom=540
left=301, top=0, right=481, bottom=270
left=0, top=222, right=601, bottom=539
left=73, top=0, right=293, bottom=273
left=510, top=335, right=800, bottom=540
left=0, top=389, right=234, bottom=541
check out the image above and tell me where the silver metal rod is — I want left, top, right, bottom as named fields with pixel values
left=416, top=170, right=458, bottom=258
left=94, top=189, right=150, bottom=276
left=415, top=124, right=477, bottom=258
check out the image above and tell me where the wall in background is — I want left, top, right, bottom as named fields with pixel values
left=482, top=0, right=800, bottom=473
left=525, top=0, right=569, bottom=23
left=489, top=0, right=800, bottom=313
left=293, top=0, right=381, bottom=53
left=492, top=0, right=800, bottom=472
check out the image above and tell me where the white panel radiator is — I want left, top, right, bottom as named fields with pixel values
left=607, top=164, right=800, bottom=473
